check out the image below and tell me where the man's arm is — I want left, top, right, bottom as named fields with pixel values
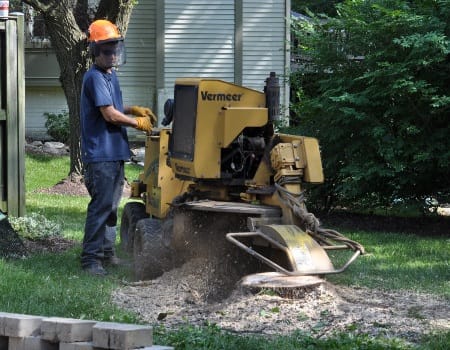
left=100, top=105, right=138, bottom=128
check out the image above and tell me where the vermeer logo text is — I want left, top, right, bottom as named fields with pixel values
left=201, top=91, right=243, bottom=102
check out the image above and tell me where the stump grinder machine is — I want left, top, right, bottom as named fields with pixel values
left=120, top=72, right=364, bottom=288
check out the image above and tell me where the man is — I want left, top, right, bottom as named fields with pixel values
left=80, top=19, right=155, bottom=276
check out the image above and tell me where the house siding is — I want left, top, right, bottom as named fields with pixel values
left=243, top=0, right=287, bottom=86
left=242, top=0, right=288, bottom=107
left=119, top=0, right=156, bottom=103
left=157, top=0, right=288, bottom=116
left=164, top=0, right=235, bottom=87
left=25, top=86, right=67, bottom=139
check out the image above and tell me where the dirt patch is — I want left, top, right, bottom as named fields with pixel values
left=0, top=218, right=27, bottom=258
left=0, top=218, right=77, bottom=258
left=37, top=177, right=89, bottom=196
left=112, top=257, right=449, bottom=343
left=35, top=176, right=131, bottom=197
left=112, top=209, right=449, bottom=344
left=22, top=236, right=78, bottom=254
left=111, top=208, right=449, bottom=343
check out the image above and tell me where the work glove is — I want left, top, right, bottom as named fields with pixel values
left=134, top=116, right=153, bottom=133
left=130, top=105, right=157, bottom=125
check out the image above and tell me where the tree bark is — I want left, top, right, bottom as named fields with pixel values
left=22, top=0, right=135, bottom=177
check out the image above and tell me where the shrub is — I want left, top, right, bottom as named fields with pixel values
left=44, top=110, right=70, bottom=144
left=289, top=1, right=450, bottom=210
left=8, top=213, right=61, bottom=240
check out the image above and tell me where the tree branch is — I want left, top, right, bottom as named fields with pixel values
left=74, top=0, right=91, bottom=32
left=95, top=0, right=134, bottom=36
left=22, top=0, right=51, bottom=12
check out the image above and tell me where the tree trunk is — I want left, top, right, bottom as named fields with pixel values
left=23, top=0, right=135, bottom=178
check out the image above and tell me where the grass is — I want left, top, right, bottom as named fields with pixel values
left=154, top=323, right=419, bottom=350
left=0, top=251, right=136, bottom=322
left=1, top=154, right=140, bottom=321
left=0, top=154, right=448, bottom=349
left=327, top=231, right=450, bottom=298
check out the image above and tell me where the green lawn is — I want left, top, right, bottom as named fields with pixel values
left=0, top=154, right=448, bottom=349
left=327, top=230, right=450, bottom=298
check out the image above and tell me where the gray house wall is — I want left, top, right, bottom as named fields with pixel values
left=24, top=0, right=290, bottom=139
left=156, top=0, right=290, bottom=119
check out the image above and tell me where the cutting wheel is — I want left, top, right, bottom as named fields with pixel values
left=241, top=272, right=325, bottom=288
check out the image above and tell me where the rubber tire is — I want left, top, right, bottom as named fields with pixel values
left=133, top=218, right=175, bottom=281
left=120, top=202, right=147, bottom=254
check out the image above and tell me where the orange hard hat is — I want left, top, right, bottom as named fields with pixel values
left=87, top=19, right=123, bottom=43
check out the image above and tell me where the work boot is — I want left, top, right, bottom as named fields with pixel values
left=103, top=255, right=121, bottom=266
left=83, top=263, right=108, bottom=276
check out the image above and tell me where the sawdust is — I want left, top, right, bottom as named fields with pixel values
left=112, top=257, right=450, bottom=343
left=110, top=210, right=450, bottom=344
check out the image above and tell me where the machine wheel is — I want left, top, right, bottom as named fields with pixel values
left=120, top=202, right=147, bottom=254
left=133, top=218, right=175, bottom=281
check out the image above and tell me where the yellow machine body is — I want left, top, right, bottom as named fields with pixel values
left=126, top=73, right=363, bottom=280
left=170, top=78, right=268, bottom=180
left=132, top=129, right=191, bottom=218
left=134, top=77, right=325, bottom=218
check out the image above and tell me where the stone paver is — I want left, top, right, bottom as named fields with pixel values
left=0, top=313, right=43, bottom=337
left=41, top=317, right=96, bottom=342
left=59, top=341, right=100, bottom=350
left=93, top=322, right=152, bottom=350
left=0, top=312, right=170, bottom=349
left=8, top=336, right=58, bottom=350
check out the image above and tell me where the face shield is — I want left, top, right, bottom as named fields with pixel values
left=94, top=40, right=127, bottom=69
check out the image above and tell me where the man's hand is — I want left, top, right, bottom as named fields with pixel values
left=130, top=105, right=157, bottom=125
left=134, top=116, right=153, bottom=132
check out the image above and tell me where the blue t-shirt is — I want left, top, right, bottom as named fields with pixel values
left=80, top=65, right=131, bottom=163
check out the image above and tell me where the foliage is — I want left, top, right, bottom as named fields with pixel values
left=9, top=0, right=22, bottom=11
left=44, top=110, right=70, bottom=144
left=8, top=213, right=61, bottom=240
left=420, top=331, right=450, bottom=350
left=290, top=0, right=450, bottom=210
left=291, top=0, right=343, bottom=16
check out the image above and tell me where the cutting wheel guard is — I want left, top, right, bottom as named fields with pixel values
left=226, top=224, right=361, bottom=276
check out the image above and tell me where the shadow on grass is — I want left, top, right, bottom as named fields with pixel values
left=318, top=210, right=450, bottom=237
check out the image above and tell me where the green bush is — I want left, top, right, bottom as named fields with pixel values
left=8, top=213, right=61, bottom=240
left=44, top=110, right=70, bottom=144
left=290, top=0, right=450, bottom=210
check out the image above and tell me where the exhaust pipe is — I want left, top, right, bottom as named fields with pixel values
left=264, top=72, right=280, bottom=121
